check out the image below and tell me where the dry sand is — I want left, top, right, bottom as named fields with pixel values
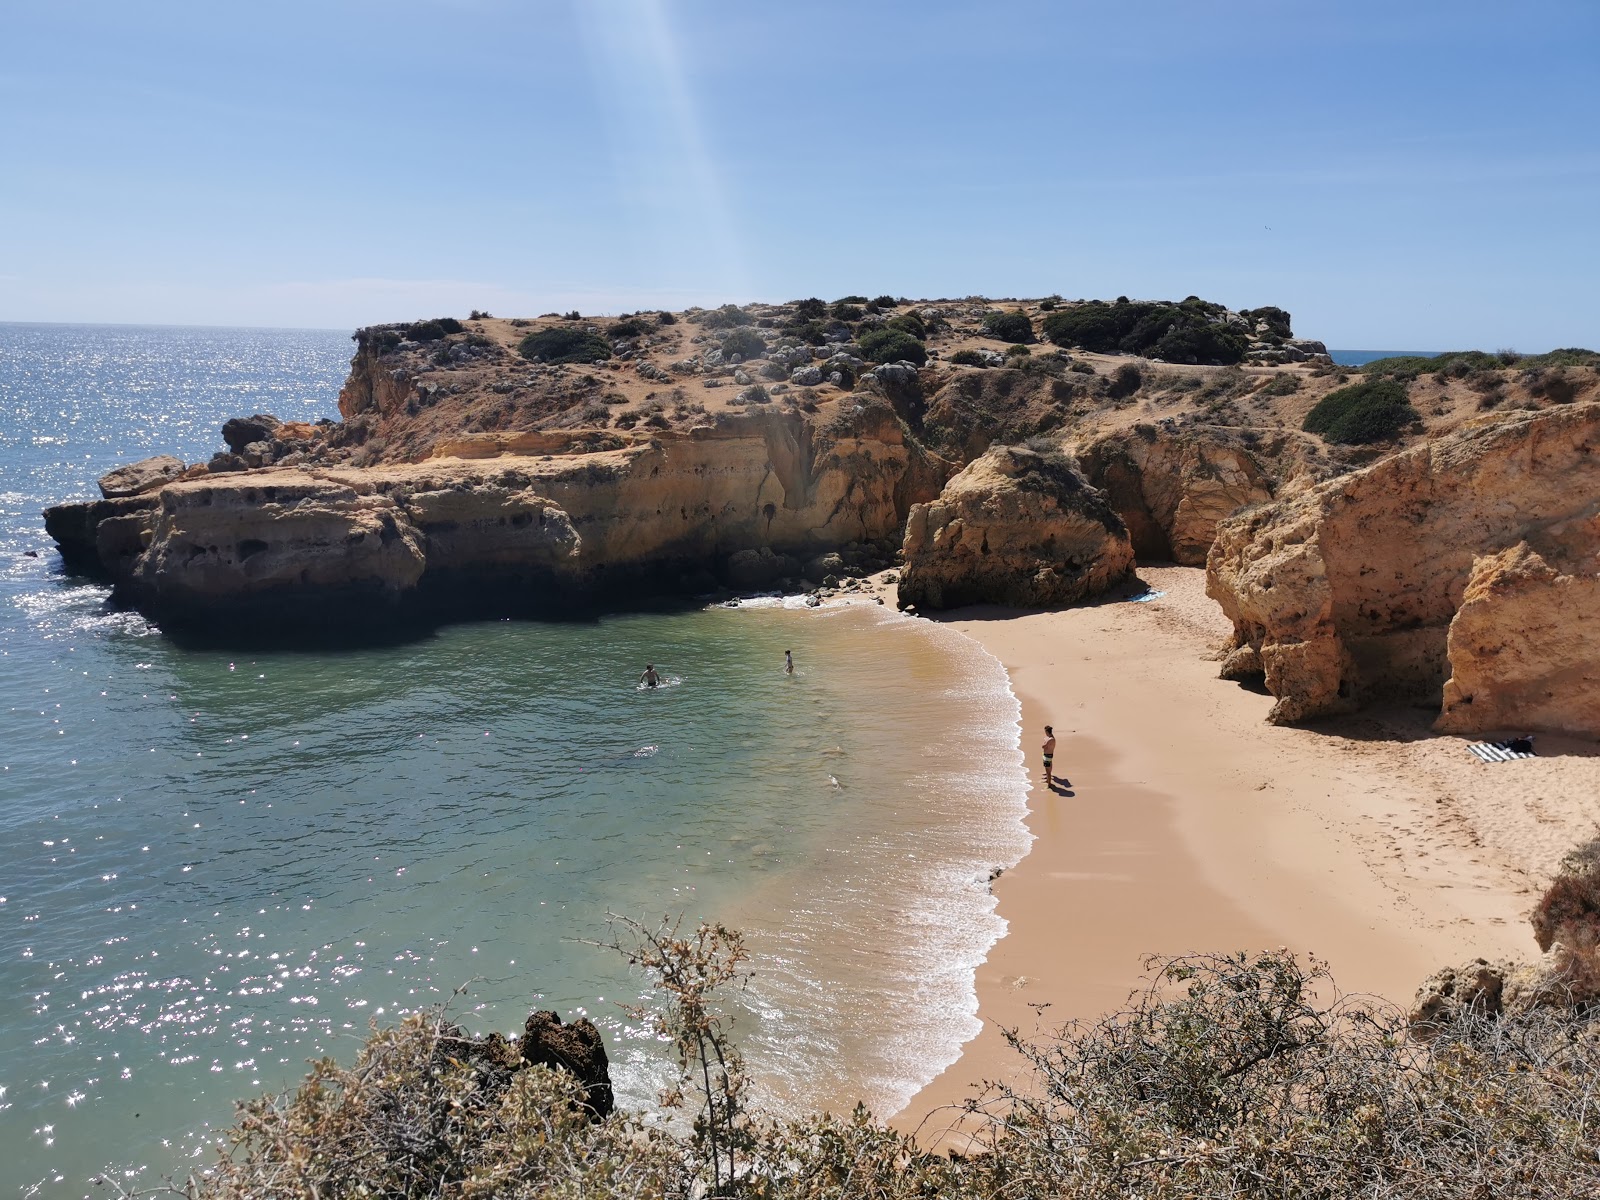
left=889, top=565, right=1600, bottom=1142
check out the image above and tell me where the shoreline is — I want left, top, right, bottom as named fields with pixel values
left=890, top=565, right=1599, bottom=1142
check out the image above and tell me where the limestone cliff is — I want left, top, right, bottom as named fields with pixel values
left=1436, top=542, right=1600, bottom=737
left=1075, top=424, right=1283, bottom=564
left=46, top=406, right=940, bottom=630
left=898, top=445, right=1134, bottom=610
left=1206, top=403, right=1600, bottom=731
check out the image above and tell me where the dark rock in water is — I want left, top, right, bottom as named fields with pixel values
left=522, top=1010, right=613, bottom=1118
left=23, top=550, right=38, bottom=558
left=221, top=413, right=282, bottom=454
left=98, top=455, right=187, bottom=499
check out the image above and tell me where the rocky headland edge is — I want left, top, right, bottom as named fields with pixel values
left=43, top=297, right=1600, bottom=740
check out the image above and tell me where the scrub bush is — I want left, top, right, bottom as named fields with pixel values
left=856, top=328, right=928, bottom=366
left=1303, top=378, right=1418, bottom=443
left=982, top=310, right=1035, bottom=343
left=518, top=327, right=613, bottom=365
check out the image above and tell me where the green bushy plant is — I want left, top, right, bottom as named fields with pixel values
left=856, top=328, right=928, bottom=366
left=885, top=312, right=926, bottom=340
left=871, top=294, right=898, bottom=309
left=720, top=327, right=766, bottom=360
left=608, top=319, right=649, bottom=339
left=403, top=317, right=465, bottom=342
left=518, top=327, right=613, bottom=365
left=697, top=304, right=752, bottom=330
left=1303, top=378, right=1418, bottom=443
left=1042, top=298, right=1246, bottom=364
left=982, top=309, right=1035, bottom=343
left=830, top=301, right=864, bottom=322
left=949, top=349, right=988, bottom=367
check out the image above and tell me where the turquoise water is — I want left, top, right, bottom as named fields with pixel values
left=0, top=324, right=1029, bottom=1197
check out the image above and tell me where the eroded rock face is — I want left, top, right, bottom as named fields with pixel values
left=43, top=408, right=947, bottom=630
left=1077, top=425, right=1275, bottom=564
left=1207, top=404, right=1600, bottom=726
left=1411, top=838, right=1600, bottom=1029
left=1436, top=542, right=1600, bottom=737
left=522, top=1010, right=613, bottom=1118
left=898, top=445, right=1133, bottom=610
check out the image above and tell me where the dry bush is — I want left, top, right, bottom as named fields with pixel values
left=115, top=942, right=1600, bottom=1200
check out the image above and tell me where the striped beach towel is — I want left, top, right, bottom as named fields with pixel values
left=1467, top=741, right=1535, bottom=763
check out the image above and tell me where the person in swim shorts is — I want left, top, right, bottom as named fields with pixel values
left=640, top=664, right=661, bottom=688
left=784, top=650, right=794, bottom=675
left=1042, top=725, right=1056, bottom=785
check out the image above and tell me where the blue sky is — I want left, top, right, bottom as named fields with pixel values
left=2, top=1, right=1596, bottom=348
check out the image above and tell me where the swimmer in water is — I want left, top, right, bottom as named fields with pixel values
left=784, top=649, right=794, bottom=675
left=640, top=664, right=662, bottom=688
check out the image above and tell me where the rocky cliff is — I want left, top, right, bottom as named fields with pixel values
left=898, top=445, right=1134, bottom=610
left=1206, top=403, right=1600, bottom=733
left=46, top=405, right=941, bottom=631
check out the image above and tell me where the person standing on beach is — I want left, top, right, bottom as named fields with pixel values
left=1042, top=725, right=1056, bottom=785
left=784, top=650, right=795, bottom=675
left=640, top=664, right=662, bottom=688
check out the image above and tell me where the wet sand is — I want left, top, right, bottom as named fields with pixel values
left=891, top=566, right=1600, bottom=1143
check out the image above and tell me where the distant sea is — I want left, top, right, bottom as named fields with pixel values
left=0, top=323, right=1030, bottom=1198
left=1328, top=350, right=1440, bottom=367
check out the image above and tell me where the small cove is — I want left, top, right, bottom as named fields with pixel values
left=0, top=324, right=1029, bottom=1196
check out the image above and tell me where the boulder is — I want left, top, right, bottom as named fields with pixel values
left=898, top=444, right=1134, bottom=610
left=1077, top=425, right=1275, bottom=565
left=1207, top=404, right=1600, bottom=725
left=98, top=455, right=187, bottom=499
left=805, top=551, right=846, bottom=584
left=521, top=1010, right=614, bottom=1118
left=1436, top=542, right=1600, bottom=737
left=790, top=365, right=823, bottom=386
left=221, top=413, right=282, bottom=453
left=1411, top=837, right=1600, bottom=1030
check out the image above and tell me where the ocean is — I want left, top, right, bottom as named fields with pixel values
left=0, top=323, right=1030, bottom=1198
left=1328, top=350, right=1440, bottom=367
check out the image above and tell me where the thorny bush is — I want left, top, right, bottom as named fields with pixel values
left=113, top=946, right=1600, bottom=1199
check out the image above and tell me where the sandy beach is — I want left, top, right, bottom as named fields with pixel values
left=890, top=565, right=1600, bottom=1140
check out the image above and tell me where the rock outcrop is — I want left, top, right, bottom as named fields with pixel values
left=1436, top=542, right=1600, bottom=737
left=1077, top=425, right=1276, bottom=564
left=522, top=1010, right=613, bottom=1118
left=1411, top=837, right=1600, bottom=1028
left=898, top=444, right=1134, bottom=610
left=97, top=455, right=188, bottom=499
left=44, top=406, right=944, bottom=631
left=1206, top=404, right=1600, bottom=729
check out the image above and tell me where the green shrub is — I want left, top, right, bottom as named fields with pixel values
left=982, top=310, right=1035, bottom=343
left=608, top=319, right=649, bottom=339
left=830, top=301, right=864, bottom=321
left=949, top=349, right=988, bottom=367
left=871, top=294, right=898, bottom=309
left=834, top=294, right=868, bottom=305
left=1005, top=343, right=1031, bottom=359
left=790, top=297, right=827, bottom=320
left=885, top=312, right=926, bottom=340
left=1519, top=347, right=1599, bottom=370
left=1257, top=372, right=1301, bottom=396
left=1240, top=305, right=1293, bottom=338
left=564, top=310, right=581, bottom=320
left=720, top=328, right=766, bottom=360
left=656, top=310, right=677, bottom=326
left=404, top=317, right=465, bottom=342
left=518, top=327, right=613, bottom=365
left=1360, top=350, right=1497, bottom=379
left=1042, top=298, right=1247, bottom=364
left=856, top=328, right=928, bottom=366
left=1107, top=362, right=1143, bottom=400
left=697, top=304, right=753, bottom=330
left=1039, top=294, right=1061, bottom=311
left=1303, top=378, right=1418, bottom=443
left=785, top=319, right=831, bottom=346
